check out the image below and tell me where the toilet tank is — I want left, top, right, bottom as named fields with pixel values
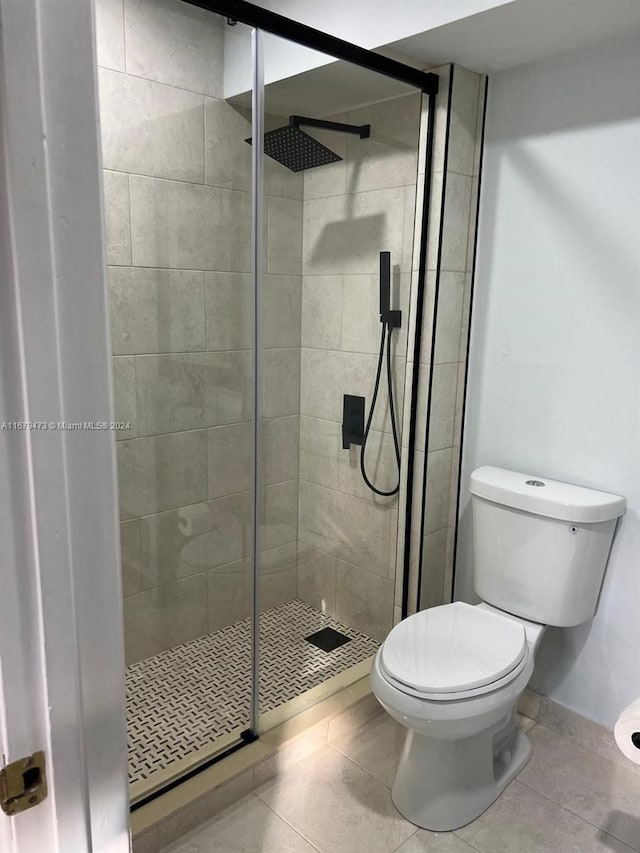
left=470, top=467, right=625, bottom=627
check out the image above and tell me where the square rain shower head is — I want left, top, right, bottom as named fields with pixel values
left=246, top=124, right=343, bottom=173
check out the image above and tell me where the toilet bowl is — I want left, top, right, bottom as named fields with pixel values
left=372, top=466, right=625, bottom=832
left=371, top=601, right=543, bottom=831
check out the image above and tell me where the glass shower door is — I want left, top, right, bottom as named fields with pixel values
left=256, top=31, right=422, bottom=727
left=98, top=3, right=260, bottom=798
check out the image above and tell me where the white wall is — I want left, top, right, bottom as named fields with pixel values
left=458, top=35, right=640, bottom=727
left=223, top=0, right=513, bottom=97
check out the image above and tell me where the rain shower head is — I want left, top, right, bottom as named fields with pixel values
left=246, top=115, right=370, bottom=173
left=263, top=124, right=342, bottom=172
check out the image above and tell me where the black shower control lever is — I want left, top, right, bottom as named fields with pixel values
left=342, top=394, right=365, bottom=450
left=379, top=251, right=402, bottom=329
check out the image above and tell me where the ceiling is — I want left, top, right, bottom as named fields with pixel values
left=385, top=0, right=640, bottom=73
left=231, top=0, right=640, bottom=117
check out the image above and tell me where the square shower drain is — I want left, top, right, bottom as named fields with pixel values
left=304, top=627, right=351, bottom=652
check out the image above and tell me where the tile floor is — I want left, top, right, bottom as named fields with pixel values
left=159, top=699, right=640, bottom=853
left=127, top=599, right=379, bottom=784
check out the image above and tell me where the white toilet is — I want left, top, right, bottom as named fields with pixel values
left=371, top=466, right=625, bottom=832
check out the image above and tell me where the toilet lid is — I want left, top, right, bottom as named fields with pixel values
left=380, top=602, right=527, bottom=695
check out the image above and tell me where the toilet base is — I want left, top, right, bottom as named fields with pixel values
left=391, top=711, right=532, bottom=831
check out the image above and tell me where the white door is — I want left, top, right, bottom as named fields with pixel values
left=0, top=0, right=129, bottom=850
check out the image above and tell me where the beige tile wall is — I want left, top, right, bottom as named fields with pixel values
left=396, top=66, right=486, bottom=619
left=296, top=93, right=422, bottom=642
left=98, top=0, right=484, bottom=661
left=97, top=0, right=303, bottom=664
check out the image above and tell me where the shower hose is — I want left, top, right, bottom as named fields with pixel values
left=360, top=321, right=401, bottom=497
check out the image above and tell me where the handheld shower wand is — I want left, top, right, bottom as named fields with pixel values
left=359, top=251, right=402, bottom=497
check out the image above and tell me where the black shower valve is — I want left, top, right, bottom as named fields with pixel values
left=342, top=394, right=365, bottom=450
left=384, top=309, right=402, bottom=330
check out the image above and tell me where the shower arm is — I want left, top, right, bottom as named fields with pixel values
left=289, top=115, right=370, bottom=139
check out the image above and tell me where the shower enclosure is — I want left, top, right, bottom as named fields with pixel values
left=95, top=0, right=446, bottom=806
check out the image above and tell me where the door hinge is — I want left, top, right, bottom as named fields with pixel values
left=0, top=751, right=47, bottom=816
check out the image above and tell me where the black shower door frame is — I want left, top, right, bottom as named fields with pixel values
left=171, top=0, right=439, bottom=785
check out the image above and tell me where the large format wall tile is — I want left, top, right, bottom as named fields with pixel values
left=124, top=0, right=223, bottom=97
left=110, top=267, right=205, bottom=354
left=130, top=175, right=252, bottom=271
left=262, top=416, right=299, bottom=486
left=420, top=527, right=449, bottom=608
left=342, top=272, right=410, bottom=356
left=262, top=480, right=297, bottom=551
left=117, top=430, right=208, bottom=518
left=423, top=447, right=453, bottom=534
left=103, top=170, right=131, bottom=265
left=263, top=275, right=301, bottom=349
left=101, top=0, right=306, bottom=664
left=263, top=349, right=300, bottom=418
left=207, top=543, right=300, bottom=632
left=99, top=69, right=204, bottom=183
left=425, top=171, right=444, bottom=271
left=335, top=558, right=394, bottom=641
left=208, top=422, right=252, bottom=498
left=346, top=93, right=421, bottom=194
left=112, top=355, right=138, bottom=439
left=341, top=273, right=381, bottom=355
left=267, top=196, right=303, bottom=275
left=298, top=481, right=394, bottom=578
left=338, top=430, right=399, bottom=503
left=424, top=362, right=458, bottom=452
left=303, top=187, right=407, bottom=276
left=299, top=416, right=340, bottom=489
left=95, top=0, right=125, bottom=72
left=300, top=348, right=404, bottom=433
left=205, top=272, right=252, bottom=351
left=208, top=557, right=251, bottom=632
left=135, top=351, right=252, bottom=435
left=120, top=518, right=143, bottom=597
left=448, top=66, right=480, bottom=177
left=441, top=172, right=473, bottom=272
left=264, top=147, right=305, bottom=202
left=301, top=275, right=343, bottom=350
left=123, top=573, right=208, bottom=663
left=204, top=98, right=252, bottom=191
left=260, top=542, right=298, bottom=611
left=297, top=545, right=337, bottom=615
left=431, top=271, right=465, bottom=363
left=140, top=491, right=252, bottom=586
left=302, top=120, right=348, bottom=201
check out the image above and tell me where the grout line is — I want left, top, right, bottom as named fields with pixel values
left=126, top=172, right=134, bottom=265
left=256, top=795, right=324, bottom=853
left=533, top=720, right=640, bottom=774
left=119, top=476, right=298, bottom=525
left=326, top=738, right=393, bottom=791
left=450, top=830, right=485, bottom=853
left=118, top=346, right=296, bottom=357
left=121, top=0, right=127, bottom=74
left=108, top=161, right=307, bottom=201
left=98, top=62, right=227, bottom=106
left=202, top=95, right=207, bottom=186
left=514, top=778, right=639, bottom=852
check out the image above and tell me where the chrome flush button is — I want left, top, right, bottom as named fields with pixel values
left=526, top=479, right=545, bottom=487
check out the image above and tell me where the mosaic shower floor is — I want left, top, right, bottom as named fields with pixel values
left=126, top=599, right=379, bottom=785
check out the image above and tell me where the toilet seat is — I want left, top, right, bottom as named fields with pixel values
left=380, top=602, right=528, bottom=701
